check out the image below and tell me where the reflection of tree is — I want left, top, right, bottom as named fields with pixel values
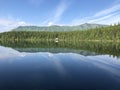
left=0, top=40, right=120, bottom=57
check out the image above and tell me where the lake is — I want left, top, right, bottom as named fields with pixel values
left=0, top=41, right=120, bottom=90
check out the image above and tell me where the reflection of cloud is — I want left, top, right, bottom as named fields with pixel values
left=53, top=59, right=66, bottom=76
left=1, top=46, right=120, bottom=81
left=48, top=53, right=53, bottom=57
left=20, top=53, right=27, bottom=57
left=0, top=46, right=28, bottom=60
left=0, top=53, right=27, bottom=60
left=87, top=55, right=120, bottom=78
left=46, top=53, right=66, bottom=76
left=0, top=46, right=18, bottom=60
left=94, top=62, right=120, bottom=77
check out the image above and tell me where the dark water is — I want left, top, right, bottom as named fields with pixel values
left=0, top=41, right=120, bottom=90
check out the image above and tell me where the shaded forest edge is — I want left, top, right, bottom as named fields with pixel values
left=0, top=24, right=120, bottom=42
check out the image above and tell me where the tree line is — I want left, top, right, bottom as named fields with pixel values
left=0, top=24, right=120, bottom=42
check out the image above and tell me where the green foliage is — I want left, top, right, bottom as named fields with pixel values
left=0, top=40, right=120, bottom=57
left=12, top=23, right=107, bottom=32
left=0, top=25, right=120, bottom=42
left=0, top=24, right=120, bottom=57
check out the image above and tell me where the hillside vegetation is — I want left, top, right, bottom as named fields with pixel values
left=12, top=23, right=107, bottom=32
left=0, top=24, right=120, bottom=42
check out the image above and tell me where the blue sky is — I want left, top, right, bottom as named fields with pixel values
left=0, top=0, right=120, bottom=32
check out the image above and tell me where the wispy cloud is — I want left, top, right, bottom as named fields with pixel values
left=72, top=2, right=120, bottom=25
left=42, top=0, right=70, bottom=26
left=96, top=14, right=120, bottom=25
left=89, top=13, right=119, bottom=23
left=53, top=0, right=68, bottom=22
left=94, top=4, right=120, bottom=17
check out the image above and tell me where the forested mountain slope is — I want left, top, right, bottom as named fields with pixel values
left=12, top=23, right=107, bottom=32
left=0, top=24, right=119, bottom=41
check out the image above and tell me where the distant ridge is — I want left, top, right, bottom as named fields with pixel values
left=13, top=23, right=108, bottom=32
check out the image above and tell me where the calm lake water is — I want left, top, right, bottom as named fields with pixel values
left=0, top=41, right=120, bottom=90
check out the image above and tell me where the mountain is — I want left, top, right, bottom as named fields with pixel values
left=14, top=48, right=98, bottom=56
left=12, top=23, right=108, bottom=32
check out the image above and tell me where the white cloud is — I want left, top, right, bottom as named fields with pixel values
left=0, top=19, right=12, bottom=26
left=48, top=22, right=54, bottom=26
left=0, top=18, right=28, bottom=32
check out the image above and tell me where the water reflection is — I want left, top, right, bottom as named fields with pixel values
left=0, top=41, right=120, bottom=90
left=0, top=40, right=120, bottom=57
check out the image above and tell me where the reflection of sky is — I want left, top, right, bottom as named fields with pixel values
left=86, top=55, right=120, bottom=79
left=0, top=46, right=27, bottom=60
left=0, top=46, right=120, bottom=81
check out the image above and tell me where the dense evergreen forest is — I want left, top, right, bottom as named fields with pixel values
left=0, top=24, right=120, bottom=41
left=0, top=24, right=120, bottom=56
